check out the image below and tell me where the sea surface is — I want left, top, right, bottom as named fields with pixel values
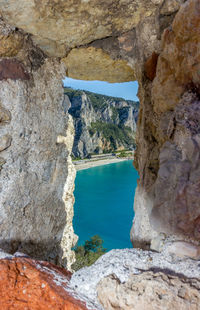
left=73, top=160, right=139, bottom=251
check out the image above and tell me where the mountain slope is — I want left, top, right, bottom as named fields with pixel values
left=64, top=87, right=139, bottom=158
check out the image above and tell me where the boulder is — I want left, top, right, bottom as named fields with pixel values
left=0, top=251, right=89, bottom=310
left=98, top=271, right=200, bottom=310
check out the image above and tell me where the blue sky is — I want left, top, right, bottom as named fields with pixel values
left=63, top=77, right=139, bottom=101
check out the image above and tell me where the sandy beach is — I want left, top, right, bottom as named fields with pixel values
left=74, top=157, right=133, bottom=171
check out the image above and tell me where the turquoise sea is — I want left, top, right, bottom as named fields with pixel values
left=73, top=160, right=139, bottom=251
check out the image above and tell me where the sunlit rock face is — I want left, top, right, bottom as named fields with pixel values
left=0, top=251, right=89, bottom=310
left=0, top=33, right=77, bottom=269
left=0, top=0, right=160, bottom=57
left=69, top=248, right=200, bottom=310
left=63, top=47, right=135, bottom=83
left=0, top=0, right=199, bottom=269
left=147, top=0, right=200, bottom=242
left=132, top=0, right=200, bottom=247
left=98, top=271, right=200, bottom=310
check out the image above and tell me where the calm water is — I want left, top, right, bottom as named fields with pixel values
left=73, top=160, right=139, bottom=250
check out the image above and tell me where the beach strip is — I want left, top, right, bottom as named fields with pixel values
left=74, top=157, right=133, bottom=171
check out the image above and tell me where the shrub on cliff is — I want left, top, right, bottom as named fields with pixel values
left=72, top=235, right=106, bottom=271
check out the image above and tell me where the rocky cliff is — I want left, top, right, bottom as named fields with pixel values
left=0, top=21, right=77, bottom=270
left=65, top=88, right=139, bottom=158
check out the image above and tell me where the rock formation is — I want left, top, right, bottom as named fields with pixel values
left=65, top=88, right=138, bottom=158
left=69, top=248, right=200, bottom=310
left=0, top=250, right=89, bottom=310
left=0, top=21, right=77, bottom=269
left=98, top=271, right=200, bottom=310
left=0, top=0, right=199, bottom=308
left=132, top=0, right=200, bottom=247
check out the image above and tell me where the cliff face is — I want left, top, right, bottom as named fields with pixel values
left=65, top=88, right=139, bottom=158
left=132, top=0, right=200, bottom=248
left=0, top=23, right=77, bottom=269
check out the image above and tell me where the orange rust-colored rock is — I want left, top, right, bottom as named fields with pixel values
left=0, top=255, right=89, bottom=310
left=144, top=52, right=159, bottom=81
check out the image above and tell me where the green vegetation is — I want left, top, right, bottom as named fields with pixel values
left=72, top=235, right=106, bottom=271
left=71, top=154, right=81, bottom=161
left=117, top=150, right=133, bottom=158
left=88, top=121, right=135, bottom=150
left=111, top=106, right=119, bottom=121
left=64, top=87, right=83, bottom=98
left=64, top=87, right=138, bottom=155
left=64, top=87, right=139, bottom=111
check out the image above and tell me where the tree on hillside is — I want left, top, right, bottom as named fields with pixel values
left=72, top=235, right=106, bottom=271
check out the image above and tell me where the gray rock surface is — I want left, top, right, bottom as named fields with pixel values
left=69, top=248, right=200, bottom=310
left=98, top=270, right=200, bottom=310
left=0, top=55, right=77, bottom=269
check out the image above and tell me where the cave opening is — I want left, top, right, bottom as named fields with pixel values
left=63, top=77, right=139, bottom=269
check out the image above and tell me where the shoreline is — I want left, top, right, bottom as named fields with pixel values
left=73, top=157, right=133, bottom=171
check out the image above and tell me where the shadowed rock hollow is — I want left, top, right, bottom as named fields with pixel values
left=0, top=0, right=199, bottom=308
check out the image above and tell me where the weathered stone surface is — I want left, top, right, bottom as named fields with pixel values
left=160, top=0, right=184, bottom=15
left=0, top=0, right=160, bottom=57
left=132, top=0, right=200, bottom=246
left=69, top=248, right=200, bottom=310
left=63, top=47, right=135, bottom=83
left=0, top=0, right=198, bottom=277
left=0, top=105, right=11, bottom=123
left=0, top=156, right=6, bottom=170
left=144, top=52, right=159, bottom=81
left=0, top=59, right=30, bottom=81
left=0, top=58, right=77, bottom=269
left=151, top=93, right=200, bottom=240
left=98, top=271, right=200, bottom=310
left=0, top=18, right=24, bottom=57
left=150, top=232, right=166, bottom=252
left=0, top=252, right=88, bottom=310
left=164, top=241, right=200, bottom=260
left=152, top=0, right=200, bottom=114
left=0, top=134, right=11, bottom=151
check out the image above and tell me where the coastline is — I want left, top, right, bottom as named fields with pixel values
left=73, top=157, right=133, bottom=171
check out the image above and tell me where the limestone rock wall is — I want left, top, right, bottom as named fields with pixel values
left=0, top=0, right=199, bottom=268
left=133, top=0, right=200, bottom=247
left=0, top=27, right=77, bottom=268
left=65, top=88, right=138, bottom=158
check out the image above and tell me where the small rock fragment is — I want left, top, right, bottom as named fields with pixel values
left=0, top=106, right=11, bottom=124
left=165, top=241, right=200, bottom=260
left=0, top=134, right=12, bottom=152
